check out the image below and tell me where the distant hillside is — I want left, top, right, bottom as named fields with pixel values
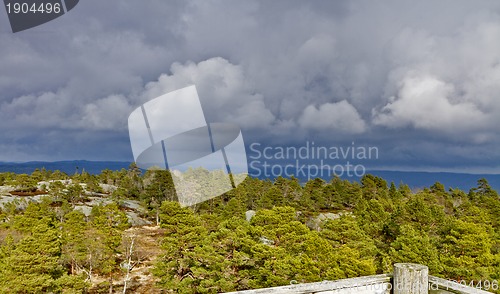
left=367, top=170, right=500, bottom=192
left=0, top=160, right=132, bottom=175
left=253, top=169, right=500, bottom=192
left=0, top=160, right=498, bottom=192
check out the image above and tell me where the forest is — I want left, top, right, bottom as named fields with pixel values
left=0, top=165, right=499, bottom=293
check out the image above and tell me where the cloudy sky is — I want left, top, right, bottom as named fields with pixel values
left=1, top=0, right=500, bottom=173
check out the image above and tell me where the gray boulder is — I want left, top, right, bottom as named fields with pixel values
left=306, top=212, right=351, bottom=231
left=245, top=210, right=256, bottom=222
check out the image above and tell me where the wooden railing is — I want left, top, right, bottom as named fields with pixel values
left=223, top=263, right=495, bottom=294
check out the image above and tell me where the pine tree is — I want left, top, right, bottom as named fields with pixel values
left=0, top=202, right=63, bottom=293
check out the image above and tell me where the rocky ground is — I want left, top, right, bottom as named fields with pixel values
left=0, top=181, right=153, bottom=227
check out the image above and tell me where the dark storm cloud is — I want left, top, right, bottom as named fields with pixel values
left=0, top=0, right=499, bottom=172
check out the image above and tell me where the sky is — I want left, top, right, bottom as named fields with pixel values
left=1, top=0, right=500, bottom=174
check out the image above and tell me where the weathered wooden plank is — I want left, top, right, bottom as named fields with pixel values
left=222, top=274, right=391, bottom=294
left=222, top=264, right=494, bottom=294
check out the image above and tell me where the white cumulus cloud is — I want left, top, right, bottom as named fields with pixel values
left=299, top=100, right=366, bottom=133
left=373, top=75, right=488, bottom=133
left=137, top=57, right=276, bottom=129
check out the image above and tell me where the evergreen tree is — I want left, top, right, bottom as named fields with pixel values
left=389, top=224, right=442, bottom=273
left=0, top=202, right=63, bottom=293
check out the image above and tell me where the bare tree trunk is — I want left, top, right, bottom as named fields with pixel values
left=123, top=236, right=135, bottom=294
left=88, top=252, right=93, bottom=283
left=109, top=276, right=113, bottom=294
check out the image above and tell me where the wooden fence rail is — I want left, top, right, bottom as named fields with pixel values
left=223, top=263, right=494, bottom=294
